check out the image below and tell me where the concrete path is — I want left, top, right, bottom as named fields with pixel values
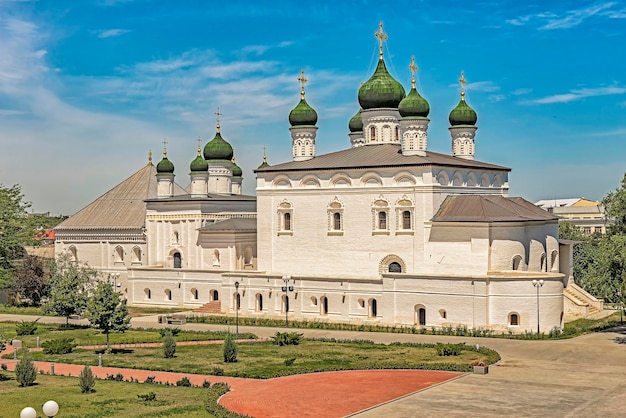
left=2, top=313, right=625, bottom=417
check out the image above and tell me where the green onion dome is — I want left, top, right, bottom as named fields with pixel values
left=156, top=155, right=174, bottom=174
left=232, top=159, right=243, bottom=177
left=203, top=131, right=234, bottom=161
left=190, top=151, right=208, bottom=172
left=449, top=95, right=477, bottom=126
left=288, top=98, right=318, bottom=126
left=258, top=152, right=270, bottom=169
left=348, top=109, right=363, bottom=132
left=399, top=87, right=430, bottom=118
left=358, top=59, right=406, bottom=110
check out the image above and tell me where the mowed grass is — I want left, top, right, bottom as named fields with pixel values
left=0, top=304, right=187, bottom=318
left=0, top=322, right=256, bottom=348
left=0, top=373, right=211, bottom=418
left=20, top=339, right=495, bottom=378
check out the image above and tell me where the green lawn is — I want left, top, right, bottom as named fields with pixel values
left=0, top=373, right=212, bottom=417
left=14, top=339, right=497, bottom=378
left=0, top=304, right=187, bottom=318
left=0, top=322, right=256, bottom=348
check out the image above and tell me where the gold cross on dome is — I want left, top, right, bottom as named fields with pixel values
left=196, top=136, right=202, bottom=154
left=459, top=71, right=467, bottom=100
left=375, top=21, right=388, bottom=59
left=298, top=69, right=308, bottom=99
left=214, top=107, right=222, bottom=132
left=162, top=138, right=168, bottom=157
left=409, top=56, right=418, bottom=89
left=148, top=150, right=153, bottom=164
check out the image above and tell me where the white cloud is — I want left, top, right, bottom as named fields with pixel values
left=489, top=94, right=506, bottom=102
left=524, top=85, right=626, bottom=104
left=506, top=2, right=619, bottom=30
left=97, top=28, right=131, bottom=38
left=512, top=88, right=532, bottom=96
left=466, top=81, right=500, bottom=93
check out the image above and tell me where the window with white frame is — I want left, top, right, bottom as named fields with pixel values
left=372, top=197, right=390, bottom=234
left=277, top=200, right=294, bottom=235
left=327, top=198, right=344, bottom=235
left=395, top=196, right=414, bottom=234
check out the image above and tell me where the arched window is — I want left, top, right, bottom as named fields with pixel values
left=378, top=211, right=387, bottom=230
left=132, top=246, right=142, bottom=263
left=68, top=246, right=78, bottom=262
left=173, top=252, right=182, bottom=269
left=211, top=290, right=219, bottom=301
left=402, top=211, right=411, bottom=230
left=358, top=298, right=365, bottom=308
left=114, top=246, right=124, bottom=263
left=550, top=250, right=558, bottom=271
left=395, top=126, right=399, bottom=141
left=333, top=212, right=341, bottom=230
left=368, top=299, right=377, bottom=318
left=311, top=296, right=318, bottom=306
left=415, top=305, right=426, bottom=326
left=540, top=253, right=546, bottom=272
left=439, top=309, right=447, bottom=319
left=320, top=296, right=329, bottom=315
left=278, top=200, right=294, bottom=234
left=165, top=289, right=172, bottom=301
left=370, top=126, right=376, bottom=141
left=172, top=231, right=179, bottom=245
left=244, top=246, right=253, bottom=266
left=255, top=293, right=263, bottom=312
left=144, top=288, right=151, bottom=300
left=512, top=255, right=522, bottom=270
left=284, top=212, right=291, bottom=231
left=509, top=313, right=519, bottom=326
left=191, top=288, right=198, bottom=300
left=389, top=262, right=402, bottom=273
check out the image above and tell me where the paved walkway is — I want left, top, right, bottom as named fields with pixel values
left=2, top=313, right=626, bottom=417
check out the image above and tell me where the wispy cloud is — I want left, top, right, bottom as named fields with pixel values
left=506, top=2, right=621, bottom=30
left=97, top=28, right=131, bottom=38
left=525, top=86, right=626, bottom=104
left=512, top=88, right=532, bottom=96
left=465, top=81, right=500, bottom=93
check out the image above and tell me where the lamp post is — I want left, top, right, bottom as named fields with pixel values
left=532, top=279, right=544, bottom=333
left=110, top=272, right=120, bottom=290
left=234, top=281, right=240, bottom=337
left=282, top=275, right=293, bottom=327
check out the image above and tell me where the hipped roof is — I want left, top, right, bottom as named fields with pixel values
left=432, top=195, right=558, bottom=223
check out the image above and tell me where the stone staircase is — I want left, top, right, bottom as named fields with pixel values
left=564, top=283, right=604, bottom=319
left=194, top=301, right=222, bottom=314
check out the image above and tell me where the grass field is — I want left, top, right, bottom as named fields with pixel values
left=0, top=373, right=212, bottom=418
left=11, top=339, right=497, bottom=378
left=0, top=304, right=186, bottom=318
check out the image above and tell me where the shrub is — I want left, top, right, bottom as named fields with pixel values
left=16, top=319, right=39, bottom=336
left=223, top=333, right=238, bottom=363
left=271, top=331, right=304, bottom=346
left=1, top=363, right=7, bottom=371
left=15, top=349, right=37, bottom=387
left=284, top=357, right=296, bottom=366
left=205, top=383, right=244, bottom=417
left=42, top=338, right=77, bottom=354
left=436, top=342, right=465, bottom=356
left=79, top=365, right=96, bottom=393
left=159, top=327, right=181, bottom=337
left=162, top=331, right=176, bottom=358
left=202, top=379, right=211, bottom=388
left=212, top=367, right=224, bottom=376
left=106, top=372, right=125, bottom=381
left=144, top=376, right=157, bottom=384
left=138, top=392, right=157, bottom=402
left=176, top=376, right=192, bottom=387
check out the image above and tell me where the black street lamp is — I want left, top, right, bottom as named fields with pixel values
left=234, top=281, right=240, bottom=337
left=282, top=275, right=293, bottom=327
left=532, top=279, right=544, bottom=333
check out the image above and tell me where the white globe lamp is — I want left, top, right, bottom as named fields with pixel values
left=43, top=400, right=60, bottom=417
left=20, top=407, right=37, bottom=418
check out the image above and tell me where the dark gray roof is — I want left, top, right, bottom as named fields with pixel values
left=198, top=218, right=257, bottom=232
left=255, top=144, right=509, bottom=173
left=145, top=193, right=256, bottom=203
left=432, top=195, right=558, bottom=223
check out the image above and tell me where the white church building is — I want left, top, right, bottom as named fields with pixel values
left=55, top=25, right=599, bottom=333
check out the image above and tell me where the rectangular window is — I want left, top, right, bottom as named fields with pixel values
left=583, top=227, right=591, bottom=235
left=284, top=213, right=291, bottom=231
left=333, top=212, right=341, bottom=230
left=594, top=226, right=602, bottom=233
left=378, top=212, right=387, bottom=230
left=402, top=211, right=411, bottom=230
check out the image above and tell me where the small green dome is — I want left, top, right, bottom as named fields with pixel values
left=358, top=59, right=406, bottom=110
left=203, top=131, right=234, bottom=161
left=156, top=155, right=174, bottom=174
left=232, top=160, right=243, bottom=177
left=288, top=98, right=318, bottom=126
left=449, top=97, right=477, bottom=126
left=399, top=87, right=430, bottom=118
left=190, top=154, right=208, bottom=172
left=348, top=109, right=363, bottom=132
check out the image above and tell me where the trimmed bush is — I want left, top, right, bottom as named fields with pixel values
left=176, top=376, right=191, bottom=387
left=42, top=338, right=77, bottom=354
left=15, top=349, right=37, bottom=387
left=205, top=382, right=248, bottom=417
left=79, top=365, right=96, bottom=393
left=162, top=331, right=176, bottom=358
left=212, top=367, right=224, bottom=376
left=271, top=331, right=303, bottom=346
left=202, top=379, right=211, bottom=388
left=223, top=333, right=238, bottom=363
left=16, top=319, right=39, bottom=336
left=144, top=376, right=157, bottom=384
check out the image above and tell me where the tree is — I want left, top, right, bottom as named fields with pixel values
left=45, top=253, right=95, bottom=324
left=162, top=331, right=176, bottom=358
left=222, top=332, right=238, bottom=363
left=10, top=254, right=49, bottom=305
left=86, top=281, right=130, bottom=352
left=0, top=184, right=31, bottom=289
left=78, top=365, right=96, bottom=393
left=603, top=173, right=626, bottom=236
left=15, top=349, right=37, bottom=387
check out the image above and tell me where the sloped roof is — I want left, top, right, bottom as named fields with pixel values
left=198, top=218, right=257, bottom=232
left=535, top=198, right=581, bottom=209
left=255, top=144, right=509, bottom=173
left=56, top=163, right=186, bottom=231
left=432, top=195, right=558, bottom=223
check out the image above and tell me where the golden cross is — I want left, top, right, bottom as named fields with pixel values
left=262, top=144, right=268, bottom=163
left=214, top=107, right=222, bottom=132
left=459, top=71, right=466, bottom=100
left=197, top=136, right=202, bottom=154
left=375, top=21, right=387, bottom=59
left=298, top=69, right=308, bottom=99
left=162, top=138, right=168, bottom=157
left=148, top=150, right=153, bottom=164
left=409, top=56, right=418, bottom=89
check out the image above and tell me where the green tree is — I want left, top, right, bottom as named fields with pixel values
left=78, top=365, right=96, bottom=393
left=15, top=349, right=37, bottom=387
left=10, top=254, right=49, bottom=305
left=222, top=332, right=238, bottom=363
left=45, top=253, right=95, bottom=324
left=0, top=184, right=31, bottom=288
left=603, top=173, right=626, bottom=236
left=86, top=281, right=130, bottom=352
left=162, top=330, right=176, bottom=358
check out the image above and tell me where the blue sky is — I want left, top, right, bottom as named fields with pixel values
left=0, top=0, right=625, bottom=215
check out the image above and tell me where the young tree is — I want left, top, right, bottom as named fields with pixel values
left=222, top=332, right=238, bottom=363
left=0, top=184, right=31, bottom=289
left=45, top=253, right=95, bottom=324
left=15, top=349, right=37, bottom=387
left=162, top=330, right=176, bottom=358
left=86, top=281, right=130, bottom=352
left=10, top=254, right=48, bottom=305
left=78, top=365, right=96, bottom=393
